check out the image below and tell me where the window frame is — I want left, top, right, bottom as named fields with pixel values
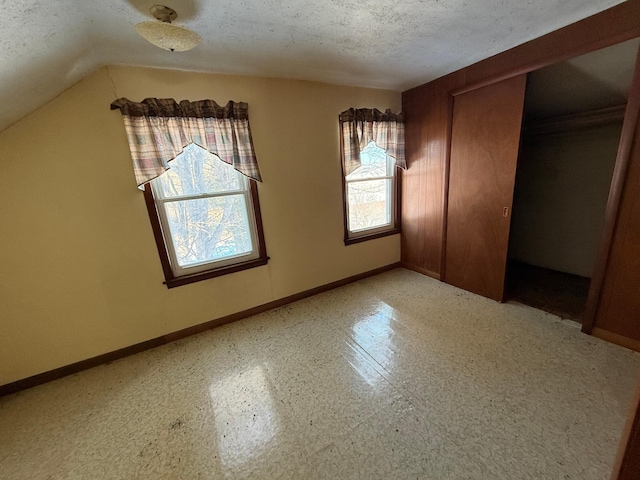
left=143, top=163, right=268, bottom=289
left=340, top=138, right=402, bottom=245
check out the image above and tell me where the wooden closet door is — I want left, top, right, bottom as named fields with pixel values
left=445, top=75, right=527, bottom=301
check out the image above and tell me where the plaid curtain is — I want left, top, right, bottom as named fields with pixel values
left=339, top=108, right=406, bottom=176
left=111, top=98, right=262, bottom=188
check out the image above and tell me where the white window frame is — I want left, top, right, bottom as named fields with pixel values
left=343, top=143, right=399, bottom=243
left=143, top=146, right=267, bottom=288
left=151, top=170, right=261, bottom=277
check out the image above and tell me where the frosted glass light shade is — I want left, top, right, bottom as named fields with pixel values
left=135, top=21, right=201, bottom=52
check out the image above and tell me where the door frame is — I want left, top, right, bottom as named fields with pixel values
left=581, top=45, right=640, bottom=334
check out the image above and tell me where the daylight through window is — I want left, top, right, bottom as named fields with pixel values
left=147, top=144, right=266, bottom=285
left=344, top=141, right=398, bottom=240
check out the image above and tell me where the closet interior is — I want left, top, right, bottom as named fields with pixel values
left=505, top=38, right=640, bottom=322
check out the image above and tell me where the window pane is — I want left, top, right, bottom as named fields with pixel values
left=164, top=195, right=253, bottom=267
left=155, top=144, right=242, bottom=198
left=347, top=179, right=391, bottom=232
left=346, top=141, right=394, bottom=180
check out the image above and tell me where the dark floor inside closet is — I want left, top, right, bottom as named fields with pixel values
left=506, top=261, right=590, bottom=322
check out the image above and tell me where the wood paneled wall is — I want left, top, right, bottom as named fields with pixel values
left=401, top=6, right=640, bottom=471
left=401, top=82, right=446, bottom=278
left=401, top=0, right=640, bottom=278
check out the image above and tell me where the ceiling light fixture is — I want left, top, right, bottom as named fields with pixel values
left=135, top=5, right=201, bottom=52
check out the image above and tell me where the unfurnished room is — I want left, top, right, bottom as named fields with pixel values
left=1, top=1, right=640, bottom=479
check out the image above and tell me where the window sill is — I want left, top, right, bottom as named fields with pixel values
left=164, top=256, right=269, bottom=288
left=344, top=227, right=401, bottom=246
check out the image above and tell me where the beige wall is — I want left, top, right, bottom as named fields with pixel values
left=0, top=66, right=401, bottom=385
left=509, top=123, right=621, bottom=277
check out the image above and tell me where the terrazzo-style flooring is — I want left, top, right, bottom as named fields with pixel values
left=1, top=268, right=639, bottom=479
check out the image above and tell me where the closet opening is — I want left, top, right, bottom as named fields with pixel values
left=505, top=38, right=640, bottom=323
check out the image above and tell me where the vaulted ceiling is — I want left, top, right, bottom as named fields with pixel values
left=0, top=0, right=627, bottom=132
left=526, top=37, right=640, bottom=119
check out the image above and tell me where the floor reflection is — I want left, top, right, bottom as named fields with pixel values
left=209, top=364, right=279, bottom=470
left=347, top=302, right=397, bottom=385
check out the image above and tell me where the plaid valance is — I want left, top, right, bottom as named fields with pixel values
left=339, top=108, right=406, bottom=175
left=111, top=98, right=261, bottom=188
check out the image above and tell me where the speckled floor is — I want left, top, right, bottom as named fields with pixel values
left=1, top=268, right=639, bottom=480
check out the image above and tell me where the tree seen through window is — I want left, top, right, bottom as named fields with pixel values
left=152, top=144, right=255, bottom=270
left=345, top=141, right=395, bottom=233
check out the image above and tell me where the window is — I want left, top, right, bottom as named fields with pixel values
left=338, top=107, right=405, bottom=245
left=144, top=144, right=267, bottom=287
left=342, top=142, right=400, bottom=244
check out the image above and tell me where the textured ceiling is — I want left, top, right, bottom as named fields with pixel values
left=0, top=0, right=628, bottom=132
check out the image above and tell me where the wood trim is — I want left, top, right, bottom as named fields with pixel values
left=591, top=328, right=640, bottom=353
left=396, top=166, right=403, bottom=233
left=611, top=372, right=640, bottom=480
left=523, top=105, right=627, bottom=138
left=447, top=2, right=640, bottom=97
left=344, top=227, right=400, bottom=245
left=165, top=256, right=269, bottom=288
left=0, top=262, right=403, bottom=398
left=339, top=119, right=350, bottom=243
left=143, top=180, right=269, bottom=289
left=0, top=338, right=167, bottom=399
left=582, top=46, right=640, bottom=334
left=143, top=185, right=174, bottom=282
left=250, top=180, right=268, bottom=261
left=401, top=262, right=441, bottom=280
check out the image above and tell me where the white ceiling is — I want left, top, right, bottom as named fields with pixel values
left=0, top=0, right=628, bottom=132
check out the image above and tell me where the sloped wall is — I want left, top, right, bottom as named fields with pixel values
left=0, top=66, right=401, bottom=385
